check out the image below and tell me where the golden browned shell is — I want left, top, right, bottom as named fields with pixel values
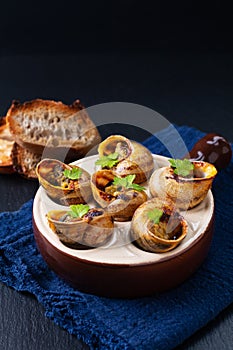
left=47, top=208, right=114, bottom=248
left=36, top=158, right=92, bottom=205
left=91, top=169, right=148, bottom=221
left=131, top=198, right=188, bottom=253
left=98, top=135, right=154, bottom=183
left=149, top=161, right=217, bottom=210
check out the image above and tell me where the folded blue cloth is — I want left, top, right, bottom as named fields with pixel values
left=0, top=125, right=233, bottom=350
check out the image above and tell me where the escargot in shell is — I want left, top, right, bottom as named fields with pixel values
left=131, top=198, right=188, bottom=253
left=36, top=158, right=92, bottom=205
left=96, top=135, right=154, bottom=183
left=47, top=204, right=114, bottom=248
left=149, top=158, right=217, bottom=210
left=91, top=169, right=147, bottom=221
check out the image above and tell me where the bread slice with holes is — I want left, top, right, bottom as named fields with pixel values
left=0, top=116, right=41, bottom=178
left=11, top=143, right=41, bottom=179
left=0, top=117, right=15, bottom=174
left=7, top=99, right=101, bottom=161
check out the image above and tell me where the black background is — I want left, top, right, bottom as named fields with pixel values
left=0, top=1, right=233, bottom=349
left=0, top=1, right=233, bottom=54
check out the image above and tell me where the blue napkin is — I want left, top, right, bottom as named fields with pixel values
left=0, top=125, right=233, bottom=350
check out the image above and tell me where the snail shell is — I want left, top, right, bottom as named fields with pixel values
left=91, top=169, right=148, bottom=221
left=149, top=161, right=217, bottom=210
left=47, top=208, right=114, bottom=248
left=36, top=158, right=92, bottom=205
left=131, top=198, right=188, bottom=253
left=98, top=135, right=154, bottom=183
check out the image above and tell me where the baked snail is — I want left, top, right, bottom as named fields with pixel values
left=149, top=158, right=217, bottom=210
left=36, top=158, right=92, bottom=205
left=131, top=198, right=188, bottom=253
left=47, top=204, right=114, bottom=248
left=91, top=169, right=147, bottom=221
left=96, top=135, right=154, bottom=183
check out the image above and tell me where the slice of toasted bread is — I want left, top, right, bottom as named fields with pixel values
left=0, top=117, right=14, bottom=141
left=11, top=143, right=41, bottom=179
left=0, top=117, right=15, bottom=174
left=7, top=99, right=101, bottom=160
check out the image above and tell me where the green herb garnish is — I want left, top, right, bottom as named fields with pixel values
left=147, top=208, right=163, bottom=224
left=63, top=167, right=82, bottom=180
left=95, top=152, right=119, bottom=168
left=112, top=174, right=145, bottom=191
left=68, top=204, right=90, bottom=218
left=169, top=158, right=194, bottom=177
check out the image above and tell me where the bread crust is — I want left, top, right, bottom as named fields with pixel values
left=6, top=99, right=101, bottom=156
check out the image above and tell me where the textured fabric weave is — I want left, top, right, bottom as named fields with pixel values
left=0, top=125, right=233, bottom=350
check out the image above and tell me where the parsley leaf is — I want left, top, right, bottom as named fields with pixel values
left=95, top=152, right=119, bottom=168
left=147, top=208, right=163, bottom=224
left=68, top=204, right=90, bottom=218
left=112, top=174, right=145, bottom=191
left=63, top=167, right=82, bottom=180
left=169, top=158, right=194, bottom=177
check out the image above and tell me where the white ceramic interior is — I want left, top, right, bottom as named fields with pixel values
left=33, top=154, right=214, bottom=265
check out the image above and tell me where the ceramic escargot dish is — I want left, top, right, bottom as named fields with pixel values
left=96, top=135, right=154, bottom=183
left=36, top=158, right=92, bottom=205
left=91, top=169, right=147, bottom=221
left=33, top=133, right=219, bottom=297
left=47, top=204, right=114, bottom=248
left=131, top=198, right=188, bottom=253
left=149, top=158, right=217, bottom=210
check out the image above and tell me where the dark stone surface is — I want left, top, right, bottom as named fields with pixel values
left=0, top=53, right=232, bottom=349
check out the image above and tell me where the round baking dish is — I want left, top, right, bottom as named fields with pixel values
left=33, top=154, right=214, bottom=298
